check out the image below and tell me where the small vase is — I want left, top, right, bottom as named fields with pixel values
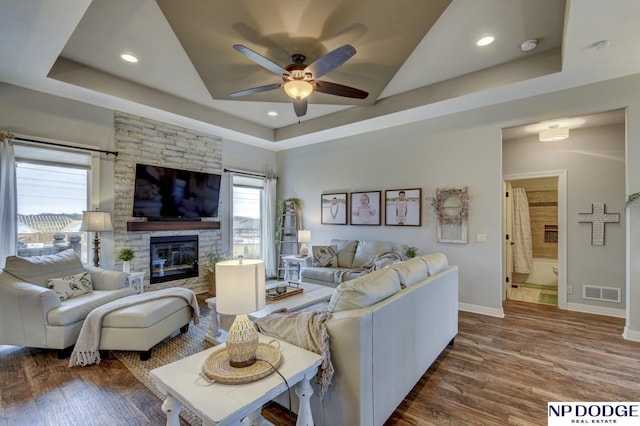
left=123, top=261, right=131, bottom=273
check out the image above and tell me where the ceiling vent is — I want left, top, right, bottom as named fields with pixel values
left=583, top=285, right=621, bottom=303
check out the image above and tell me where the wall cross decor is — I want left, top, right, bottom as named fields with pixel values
left=578, top=203, right=619, bottom=246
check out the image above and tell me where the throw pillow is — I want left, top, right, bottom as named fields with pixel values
left=312, top=245, right=338, bottom=267
left=47, top=271, right=93, bottom=301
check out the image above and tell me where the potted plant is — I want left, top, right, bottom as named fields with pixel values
left=401, top=244, right=418, bottom=259
left=204, top=247, right=231, bottom=296
left=117, top=247, right=135, bottom=273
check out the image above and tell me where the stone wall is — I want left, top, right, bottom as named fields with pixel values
left=113, top=111, right=223, bottom=293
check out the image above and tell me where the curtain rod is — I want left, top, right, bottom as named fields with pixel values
left=13, top=136, right=118, bottom=156
left=224, top=168, right=277, bottom=179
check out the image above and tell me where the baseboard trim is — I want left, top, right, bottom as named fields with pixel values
left=622, top=327, right=640, bottom=342
left=566, top=302, right=626, bottom=318
left=459, top=303, right=505, bottom=318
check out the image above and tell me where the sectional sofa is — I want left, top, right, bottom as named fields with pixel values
left=276, top=253, right=459, bottom=425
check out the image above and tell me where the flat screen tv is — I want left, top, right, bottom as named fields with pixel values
left=132, top=163, right=221, bottom=220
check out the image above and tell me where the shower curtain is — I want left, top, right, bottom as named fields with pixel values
left=512, top=188, right=533, bottom=274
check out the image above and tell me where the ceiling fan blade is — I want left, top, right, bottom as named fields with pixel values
left=304, top=44, right=356, bottom=79
left=229, top=83, right=281, bottom=97
left=314, top=81, right=369, bottom=99
left=293, top=98, right=308, bottom=117
left=233, top=44, right=288, bottom=75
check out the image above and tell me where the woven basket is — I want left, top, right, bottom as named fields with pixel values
left=201, top=343, right=282, bottom=384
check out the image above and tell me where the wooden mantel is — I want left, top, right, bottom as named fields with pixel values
left=126, top=221, right=220, bottom=232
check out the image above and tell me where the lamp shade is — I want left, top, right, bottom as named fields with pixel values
left=215, top=258, right=265, bottom=315
left=79, top=211, right=114, bottom=232
left=298, top=229, right=311, bottom=243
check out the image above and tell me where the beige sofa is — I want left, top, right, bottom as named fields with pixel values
left=300, top=239, right=394, bottom=287
left=276, top=253, right=459, bottom=425
left=0, top=249, right=136, bottom=356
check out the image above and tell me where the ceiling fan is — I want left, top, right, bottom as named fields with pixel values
left=230, top=44, right=369, bottom=118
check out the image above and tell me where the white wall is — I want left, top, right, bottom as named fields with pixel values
left=504, top=124, right=626, bottom=309
left=277, top=73, right=640, bottom=328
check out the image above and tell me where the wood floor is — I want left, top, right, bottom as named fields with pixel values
left=2, top=298, right=639, bottom=425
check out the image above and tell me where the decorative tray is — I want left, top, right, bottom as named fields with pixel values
left=201, top=343, right=282, bottom=384
left=265, top=284, right=303, bottom=301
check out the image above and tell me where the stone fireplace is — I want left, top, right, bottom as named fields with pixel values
left=112, top=111, right=224, bottom=293
left=150, top=235, right=199, bottom=284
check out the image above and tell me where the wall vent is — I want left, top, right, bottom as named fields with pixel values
left=583, top=285, right=621, bottom=303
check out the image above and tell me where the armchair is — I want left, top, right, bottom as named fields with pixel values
left=0, top=249, right=136, bottom=355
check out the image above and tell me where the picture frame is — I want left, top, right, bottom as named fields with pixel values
left=385, top=188, right=422, bottom=226
left=321, top=193, right=348, bottom=225
left=350, top=191, right=381, bottom=226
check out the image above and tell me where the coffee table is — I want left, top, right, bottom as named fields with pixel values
left=150, top=334, right=322, bottom=425
left=205, top=281, right=334, bottom=345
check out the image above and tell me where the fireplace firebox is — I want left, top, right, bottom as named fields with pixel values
left=150, top=235, right=198, bottom=284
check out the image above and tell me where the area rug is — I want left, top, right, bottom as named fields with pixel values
left=112, top=314, right=215, bottom=426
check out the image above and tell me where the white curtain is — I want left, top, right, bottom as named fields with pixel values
left=263, top=175, right=277, bottom=277
left=0, top=132, right=17, bottom=269
left=512, top=187, right=533, bottom=274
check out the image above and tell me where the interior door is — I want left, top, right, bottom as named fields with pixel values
left=503, top=181, right=513, bottom=300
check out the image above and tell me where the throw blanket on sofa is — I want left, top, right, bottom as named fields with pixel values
left=254, top=309, right=333, bottom=399
left=69, top=287, right=199, bottom=367
left=335, top=251, right=405, bottom=284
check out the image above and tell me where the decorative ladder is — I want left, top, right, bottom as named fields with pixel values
left=277, top=200, right=300, bottom=280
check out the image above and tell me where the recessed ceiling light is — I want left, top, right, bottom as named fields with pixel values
left=267, top=111, right=278, bottom=117
left=476, top=36, right=495, bottom=47
left=120, top=53, right=138, bottom=63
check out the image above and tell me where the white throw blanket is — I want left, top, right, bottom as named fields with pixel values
left=254, top=309, right=333, bottom=399
left=69, top=287, right=200, bottom=367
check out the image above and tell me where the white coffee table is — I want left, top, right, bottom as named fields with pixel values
left=205, top=282, right=334, bottom=345
left=150, top=334, right=322, bottom=426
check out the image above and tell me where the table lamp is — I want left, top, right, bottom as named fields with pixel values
left=298, top=230, right=311, bottom=257
left=216, top=256, right=266, bottom=368
left=80, top=210, right=113, bottom=267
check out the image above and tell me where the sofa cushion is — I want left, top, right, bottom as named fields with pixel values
left=352, top=240, right=394, bottom=268
left=302, top=267, right=342, bottom=284
left=3, top=249, right=85, bottom=287
left=312, top=245, right=338, bottom=267
left=47, top=271, right=93, bottom=300
left=47, top=287, right=137, bottom=326
left=391, top=258, right=428, bottom=288
left=420, top=253, right=449, bottom=275
left=328, top=268, right=401, bottom=313
left=330, top=239, right=358, bottom=268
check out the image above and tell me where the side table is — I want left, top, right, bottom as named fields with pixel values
left=150, top=334, right=322, bottom=426
left=126, top=271, right=146, bottom=294
left=281, top=254, right=308, bottom=283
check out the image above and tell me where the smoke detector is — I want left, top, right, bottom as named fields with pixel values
left=520, top=39, right=538, bottom=52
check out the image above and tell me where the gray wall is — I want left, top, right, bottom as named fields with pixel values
left=504, top=124, right=626, bottom=307
left=0, top=84, right=277, bottom=270
left=277, top=73, right=640, bottom=329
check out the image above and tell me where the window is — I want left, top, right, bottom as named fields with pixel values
left=15, top=145, right=91, bottom=261
left=231, top=175, right=264, bottom=259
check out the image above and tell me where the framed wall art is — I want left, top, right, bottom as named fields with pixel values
left=350, top=191, right=381, bottom=226
left=321, top=193, right=348, bottom=225
left=385, top=188, right=422, bottom=226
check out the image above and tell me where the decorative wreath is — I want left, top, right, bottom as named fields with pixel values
left=431, top=187, right=469, bottom=224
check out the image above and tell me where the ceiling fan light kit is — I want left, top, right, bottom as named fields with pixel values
left=230, top=43, right=368, bottom=118
left=284, top=80, right=314, bottom=100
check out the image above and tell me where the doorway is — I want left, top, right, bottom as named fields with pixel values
left=503, top=171, right=567, bottom=309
